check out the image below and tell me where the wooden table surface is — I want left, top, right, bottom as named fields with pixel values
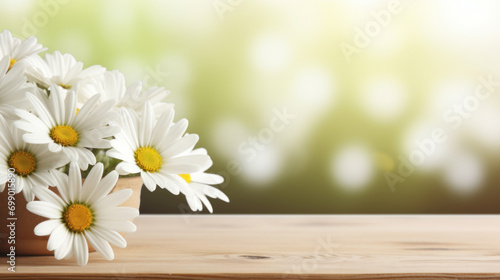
left=1, top=215, right=500, bottom=279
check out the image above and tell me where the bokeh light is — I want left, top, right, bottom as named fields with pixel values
left=443, top=152, right=484, bottom=196
left=360, top=77, right=408, bottom=122
left=249, top=33, right=292, bottom=74
left=331, top=145, right=374, bottom=192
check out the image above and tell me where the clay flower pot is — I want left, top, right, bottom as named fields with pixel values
left=0, top=176, right=142, bottom=256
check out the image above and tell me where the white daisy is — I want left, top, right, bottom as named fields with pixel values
left=178, top=148, right=229, bottom=213
left=106, top=102, right=212, bottom=196
left=27, top=163, right=139, bottom=266
left=0, top=55, right=32, bottom=117
left=0, top=30, right=46, bottom=72
left=78, top=70, right=172, bottom=116
left=0, top=114, right=68, bottom=201
left=24, top=51, right=105, bottom=91
left=15, top=85, right=119, bottom=170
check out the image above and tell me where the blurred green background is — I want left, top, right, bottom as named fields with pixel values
left=2, top=0, right=500, bottom=214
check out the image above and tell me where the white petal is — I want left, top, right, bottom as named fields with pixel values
left=54, top=172, right=70, bottom=203
left=94, top=220, right=137, bottom=233
left=85, top=231, right=114, bottom=260
left=15, top=176, right=25, bottom=194
left=118, top=108, right=139, bottom=148
left=34, top=220, right=61, bottom=236
left=139, top=102, right=154, bottom=146
left=92, top=227, right=127, bottom=248
left=54, top=232, right=74, bottom=260
left=25, top=92, right=55, bottom=127
left=194, top=191, right=213, bottom=213
left=97, top=207, right=139, bottom=221
left=36, top=152, right=69, bottom=171
left=47, top=85, right=64, bottom=124
left=23, top=133, right=53, bottom=145
left=27, top=201, right=62, bottom=219
left=93, top=188, right=133, bottom=209
left=162, top=118, right=188, bottom=146
left=106, top=148, right=133, bottom=162
left=116, top=162, right=141, bottom=175
left=163, top=134, right=199, bottom=158
left=15, top=116, right=49, bottom=135
left=81, top=162, right=103, bottom=201
left=162, top=163, right=203, bottom=174
left=48, top=142, right=62, bottom=152
left=151, top=173, right=179, bottom=195
left=190, top=148, right=208, bottom=156
left=68, top=162, right=82, bottom=201
left=63, top=90, right=77, bottom=124
left=85, top=170, right=118, bottom=205
left=73, top=94, right=99, bottom=127
left=192, top=183, right=229, bottom=202
left=47, top=224, right=69, bottom=251
left=165, top=154, right=212, bottom=173
left=150, top=106, right=174, bottom=146
left=73, top=233, right=89, bottom=266
left=75, top=147, right=96, bottom=171
left=158, top=174, right=183, bottom=195
left=141, top=172, right=157, bottom=192
left=32, top=186, right=65, bottom=208
left=200, top=196, right=214, bottom=213
left=109, top=137, right=134, bottom=155
left=190, top=173, right=224, bottom=185
left=185, top=194, right=200, bottom=212
left=21, top=180, right=35, bottom=202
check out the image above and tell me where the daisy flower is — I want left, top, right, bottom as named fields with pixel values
left=0, top=30, right=46, bottom=72
left=106, top=102, right=212, bottom=196
left=27, top=163, right=139, bottom=266
left=0, top=114, right=68, bottom=201
left=178, top=148, right=229, bottom=213
left=78, top=70, right=172, bottom=116
left=0, top=56, right=32, bottom=117
left=15, top=85, right=119, bottom=170
left=24, top=51, right=105, bottom=91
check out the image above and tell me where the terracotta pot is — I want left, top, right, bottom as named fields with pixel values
left=0, top=176, right=143, bottom=256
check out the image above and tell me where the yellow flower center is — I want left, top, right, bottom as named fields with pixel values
left=8, top=58, right=16, bottom=71
left=178, top=174, right=191, bottom=184
left=8, top=151, right=36, bottom=176
left=50, top=125, right=78, bottom=146
left=134, top=147, right=162, bottom=173
left=59, top=83, right=72, bottom=89
left=63, top=204, right=93, bottom=233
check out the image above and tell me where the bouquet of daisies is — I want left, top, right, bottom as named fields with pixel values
left=0, top=30, right=228, bottom=266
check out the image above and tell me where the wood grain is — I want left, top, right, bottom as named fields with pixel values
left=1, top=215, right=500, bottom=279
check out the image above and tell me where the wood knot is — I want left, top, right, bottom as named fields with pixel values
left=239, top=255, right=271, bottom=260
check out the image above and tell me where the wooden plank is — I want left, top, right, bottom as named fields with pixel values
left=1, top=215, right=500, bottom=279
